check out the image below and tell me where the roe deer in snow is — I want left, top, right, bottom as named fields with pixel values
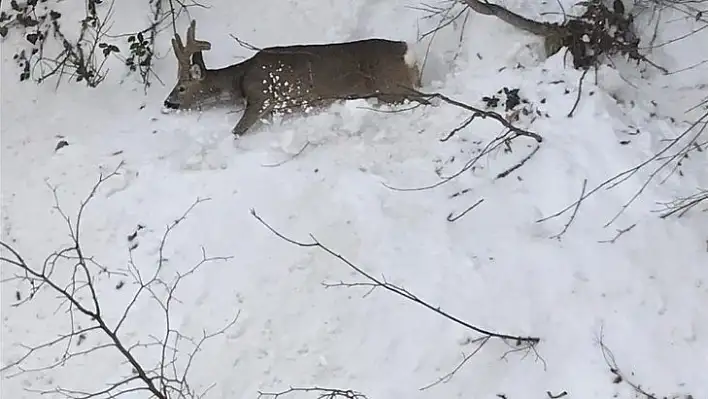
left=163, top=20, right=425, bottom=136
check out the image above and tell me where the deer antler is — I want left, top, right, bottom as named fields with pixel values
left=172, top=20, right=212, bottom=76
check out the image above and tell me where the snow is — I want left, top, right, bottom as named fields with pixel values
left=1, top=0, right=707, bottom=398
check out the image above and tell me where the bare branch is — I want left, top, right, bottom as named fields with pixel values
left=381, top=89, right=543, bottom=193
left=258, top=386, right=367, bottom=399
left=421, top=90, right=543, bottom=143
left=251, top=209, right=541, bottom=387
left=495, top=143, right=541, bottom=180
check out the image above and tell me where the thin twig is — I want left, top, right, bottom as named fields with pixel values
left=261, top=141, right=312, bottom=167
left=447, top=198, right=485, bottom=222
left=419, top=336, right=491, bottom=390
left=549, top=179, right=588, bottom=240
left=496, top=144, right=541, bottom=179
left=597, top=223, right=637, bottom=244
left=597, top=327, right=661, bottom=399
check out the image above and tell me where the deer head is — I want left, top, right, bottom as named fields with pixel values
left=163, top=20, right=213, bottom=110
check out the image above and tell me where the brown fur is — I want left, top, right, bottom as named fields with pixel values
left=164, top=20, right=424, bottom=136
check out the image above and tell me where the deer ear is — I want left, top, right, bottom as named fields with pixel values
left=189, top=64, right=205, bottom=81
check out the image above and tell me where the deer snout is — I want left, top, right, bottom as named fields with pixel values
left=163, top=100, right=180, bottom=110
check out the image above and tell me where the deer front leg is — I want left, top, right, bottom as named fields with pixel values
left=231, top=99, right=274, bottom=137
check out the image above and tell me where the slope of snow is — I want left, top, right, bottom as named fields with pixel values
left=1, top=0, right=707, bottom=398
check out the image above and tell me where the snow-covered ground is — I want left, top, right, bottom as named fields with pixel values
left=2, top=0, right=707, bottom=398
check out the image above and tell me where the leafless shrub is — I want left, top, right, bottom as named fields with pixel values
left=1, top=0, right=119, bottom=87
left=0, top=163, right=237, bottom=399
left=105, top=0, right=209, bottom=90
left=0, top=0, right=207, bottom=89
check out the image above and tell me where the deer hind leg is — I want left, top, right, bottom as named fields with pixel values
left=379, top=79, right=432, bottom=106
left=232, top=99, right=275, bottom=136
left=374, top=89, right=430, bottom=107
left=391, top=44, right=432, bottom=105
left=372, top=64, right=430, bottom=105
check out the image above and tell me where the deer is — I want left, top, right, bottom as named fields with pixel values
left=163, top=20, right=425, bottom=136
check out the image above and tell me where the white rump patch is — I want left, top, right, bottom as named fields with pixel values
left=403, top=43, right=418, bottom=68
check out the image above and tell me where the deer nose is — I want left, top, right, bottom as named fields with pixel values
left=163, top=100, right=180, bottom=109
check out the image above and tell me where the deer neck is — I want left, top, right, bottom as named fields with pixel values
left=203, top=61, right=251, bottom=103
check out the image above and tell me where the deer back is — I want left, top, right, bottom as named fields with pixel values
left=240, top=39, right=421, bottom=113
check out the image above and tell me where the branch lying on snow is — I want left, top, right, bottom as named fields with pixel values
left=251, top=209, right=541, bottom=389
left=447, top=197, right=485, bottom=222
left=495, top=143, right=541, bottom=180
left=0, top=164, right=237, bottom=399
left=382, top=89, right=543, bottom=192
left=258, top=386, right=367, bottom=399
left=418, top=90, right=544, bottom=143
left=345, top=87, right=542, bottom=144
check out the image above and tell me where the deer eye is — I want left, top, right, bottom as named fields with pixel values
left=178, top=86, right=186, bottom=93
